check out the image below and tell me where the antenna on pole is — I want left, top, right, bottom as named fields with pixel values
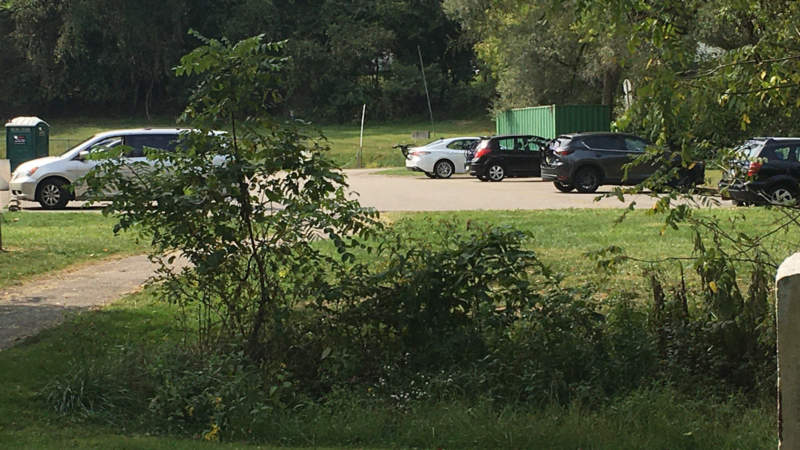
left=417, top=45, right=435, bottom=136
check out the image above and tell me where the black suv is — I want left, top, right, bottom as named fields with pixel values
left=540, top=132, right=704, bottom=193
left=719, top=137, right=800, bottom=205
left=467, top=135, right=547, bottom=181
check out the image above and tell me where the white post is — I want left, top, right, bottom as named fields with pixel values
left=776, top=253, right=800, bottom=448
left=358, top=104, right=366, bottom=169
left=0, top=159, right=10, bottom=209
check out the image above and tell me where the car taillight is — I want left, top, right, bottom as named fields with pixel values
left=747, top=161, right=762, bottom=176
left=409, top=151, right=430, bottom=157
left=474, top=146, right=490, bottom=159
left=554, top=147, right=573, bottom=156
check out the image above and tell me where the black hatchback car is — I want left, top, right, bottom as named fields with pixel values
left=719, top=137, right=800, bottom=205
left=540, top=132, right=704, bottom=193
left=467, top=135, right=547, bottom=181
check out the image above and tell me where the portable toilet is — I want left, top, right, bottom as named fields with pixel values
left=6, top=116, right=49, bottom=172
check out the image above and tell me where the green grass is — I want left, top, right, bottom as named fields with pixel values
left=0, top=208, right=785, bottom=447
left=4, top=116, right=494, bottom=168
left=0, top=211, right=147, bottom=288
left=311, top=117, right=494, bottom=168
left=384, top=207, right=794, bottom=295
left=0, top=291, right=776, bottom=449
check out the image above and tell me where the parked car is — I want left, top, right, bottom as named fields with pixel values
left=719, top=137, right=800, bottom=205
left=467, top=135, right=547, bottom=181
left=9, top=128, right=195, bottom=209
left=540, top=132, right=705, bottom=193
left=403, top=136, right=480, bottom=179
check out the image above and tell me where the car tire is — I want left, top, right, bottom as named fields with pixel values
left=37, top=178, right=70, bottom=209
left=487, top=163, right=505, bottom=182
left=424, top=172, right=436, bottom=179
left=553, top=181, right=574, bottom=192
left=433, top=160, right=455, bottom=179
left=574, top=168, right=601, bottom=193
left=768, top=184, right=797, bottom=205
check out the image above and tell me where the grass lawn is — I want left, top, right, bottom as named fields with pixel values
left=320, top=117, right=494, bottom=168
left=385, top=207, right=795, bottom=295
left=0, top=211, right=147, bottom=289
left=0, top=291, right=775, bottom=449
left=1, top=116, right=495, bottom=169
left=0, top=207, right=784, bottom=447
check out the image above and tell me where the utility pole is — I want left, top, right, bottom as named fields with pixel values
left=417, top=46, right=435, bottom=136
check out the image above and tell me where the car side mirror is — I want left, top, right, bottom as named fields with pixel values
left=76, top=150, right=90, bottom=161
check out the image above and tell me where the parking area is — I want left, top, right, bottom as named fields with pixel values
left=1, top=168, right=731, bottom=212
left=343, top=169, right=730, bottom=211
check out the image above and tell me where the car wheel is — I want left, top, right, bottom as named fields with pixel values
left=554, top=181, right=574, bottom=192
left=424, top=172, right=437, bottom=178
left=37, top=178, right=70, bottom=209
left=574, top=168, right=601, bottom=193
left=769, top=184, right=797, bottom=205
left=434, top=160, right=455, bottom=179
left=487, top=163, right=505, bottom=182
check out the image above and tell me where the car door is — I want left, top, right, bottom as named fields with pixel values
left=582, top=135, right=627, bottom=182
left=445, top=139, right=477, bottom=172
left=492, top=137, right=518, bottom=173
left=620, top=135, right=654, bottom=183
left=759, top=143, right=797, bottom=180
left=516, top=136, right=542, bottom=176
left=68, top=135, right=124, bottom=198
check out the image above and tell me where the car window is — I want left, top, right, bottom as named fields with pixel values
left=125, top=134, right=179, bottom=158
left=496, top=138, right=515, bottom=151
left=584, top=135, right=622, bottom=150
left=88, top=136, right=123, bottom=154
left=735, top=140, right=765, bottom=159
left=517, top=137, right=540, bottom=151
left=623, top=137, right=648, bottom=153
left=762, top=144, right=800, bottom=162
left=446, top=139, right=475, bottom=150
left=548, top=138, right=571, bottom=151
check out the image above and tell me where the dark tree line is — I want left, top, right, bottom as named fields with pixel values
left=0, top=0, right=488, bottom=121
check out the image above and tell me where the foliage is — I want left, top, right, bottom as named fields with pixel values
left=1, top=0, right=486, bottom=121
left=83, top=33, right=379, bottom=360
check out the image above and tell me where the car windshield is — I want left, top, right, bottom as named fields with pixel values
left=733, top=140, right=764, bottom=159
left=60, top=134, right=99, bottom=156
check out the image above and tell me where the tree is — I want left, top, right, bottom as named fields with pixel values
left=83, top=33, right=379, bottom=359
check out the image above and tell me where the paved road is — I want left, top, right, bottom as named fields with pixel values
left=343, top=169, right=730, bottom=211
left=4, top=169, right=731, bottom=212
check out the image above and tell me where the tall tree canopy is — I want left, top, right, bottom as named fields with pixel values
left=0, top=0, right=485, bottom=121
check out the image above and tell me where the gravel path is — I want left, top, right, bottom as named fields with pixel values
left=0, top=255, right=159, bottom=350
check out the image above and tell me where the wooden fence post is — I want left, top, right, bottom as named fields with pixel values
left=776, top=253, right=800, bottom=448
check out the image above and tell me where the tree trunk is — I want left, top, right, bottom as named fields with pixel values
left=601, top=66, right=620, bottom=106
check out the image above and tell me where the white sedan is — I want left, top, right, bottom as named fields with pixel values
left=403, top=136, right=480, bottom=178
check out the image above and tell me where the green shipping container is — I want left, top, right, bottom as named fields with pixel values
left=495, top=105, right=611, bottom=139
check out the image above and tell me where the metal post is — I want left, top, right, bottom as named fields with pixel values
left=358, top=104, right=366, bottom=168
left=417, top=45, right=434, bottom=136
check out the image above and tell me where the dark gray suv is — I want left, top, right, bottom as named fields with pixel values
left=540, top=132, right=704, bottom=193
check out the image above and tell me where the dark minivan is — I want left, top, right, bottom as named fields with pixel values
left=467, top=135, right=547, bottom=182
left=541, top=132, right=704, bottom=193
